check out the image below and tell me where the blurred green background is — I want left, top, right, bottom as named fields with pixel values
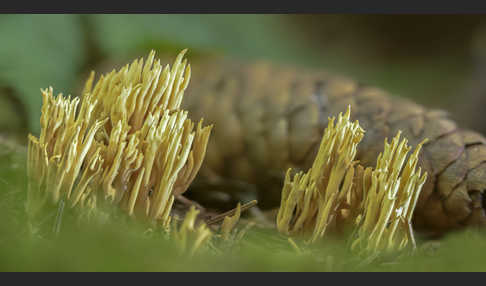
left=3, top=14, right=486, bottom=142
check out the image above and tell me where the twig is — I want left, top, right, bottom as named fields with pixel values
left=206, top=200, right=258, bottom=225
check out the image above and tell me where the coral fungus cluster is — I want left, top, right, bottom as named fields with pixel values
left=27, top=50, right=212, bottom=228
left=277, top=106, right=428, bottom=254
left=277, top=106, right=364, bottom=243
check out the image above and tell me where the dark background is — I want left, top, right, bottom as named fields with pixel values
left=2, top=14, right=486, bottom=140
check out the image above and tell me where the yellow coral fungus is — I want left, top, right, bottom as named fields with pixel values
left=351, top=132, right=428, bottom=254
left=27, top=50, right=212, bottom=228
left=277, top=106, right=428, bottom=254
left=276, top=106, right=365, bottom=243
left=172, top=206, right=213, bottom=256
left=220, top=203, right=241, bottom=240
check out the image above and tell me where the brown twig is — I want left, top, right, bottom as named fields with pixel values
left=206, top=200, right=258, bottom=225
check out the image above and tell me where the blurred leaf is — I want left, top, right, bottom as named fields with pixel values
left=0, top=15, right=85, bottom=134
left=90, top=15, right=316, bottom=65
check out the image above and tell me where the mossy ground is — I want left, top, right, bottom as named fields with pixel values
left=1, top=141, right=486, bottom=272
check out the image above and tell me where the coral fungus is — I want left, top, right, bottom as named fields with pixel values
left=27, top=50, right=212, bottom=228
left=277, top=106, right=428, bottom=253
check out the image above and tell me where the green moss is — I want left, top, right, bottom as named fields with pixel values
left=0, top=140, right=485, bottom=272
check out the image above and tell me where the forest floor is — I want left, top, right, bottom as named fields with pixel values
left=1, top=138, right=486, bottom=272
